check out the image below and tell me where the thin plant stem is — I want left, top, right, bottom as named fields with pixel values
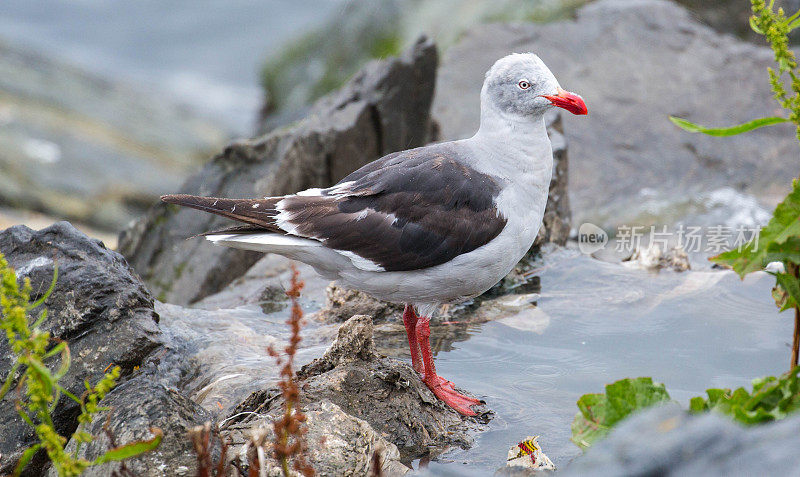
left=793, top=260, right=800, bottom=369
left=792, top=306, right=799, bottom=369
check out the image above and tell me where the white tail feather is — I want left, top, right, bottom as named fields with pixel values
left=205, top=233, right=322, bottom=253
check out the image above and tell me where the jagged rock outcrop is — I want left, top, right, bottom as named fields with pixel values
left=119, top=36, right=439, bottom=305
left=224, top=315, right=487, bottom=474
left=0, top=222, right=163, bottom=475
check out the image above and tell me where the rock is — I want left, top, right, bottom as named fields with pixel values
left=192, top=254, right=331, bottom=312
left=257, top=0, right=601, bottom=130
left=673, top=0, right=800, bottom=43
left=623, top=245, right=691, bottom=272
left=0, top=222, right=162, bottom=475
left=298, top=315, right=377, bottom=377
left=533, top=111, right=571, bottom=248
left=502, top=435, right=555, bottom=473
left=120, top=36, right=438, bottom=305
left=0, top=40, right=226, bottom=231
left=225, top=400, right=409, bottom=476
left=561, top=404, right=800, bottom=476
left=47, top=375, right=213, bottom=477
left=432, top=0, right=800, bottom=232
left=227, top=315, right=486, bottom=465
left=316, top=284, right=404, bottom=324
left=257, top=0, right=403, bottom=128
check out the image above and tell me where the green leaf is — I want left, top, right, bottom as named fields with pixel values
left=669, top=115, right=790, bottom=136
left=750, top=16, right=764, bottom=34
left=689, top=368, right=800, bottom=425
left=27, top=359, right=55, bottom=396
left=689, top=396, right=708, bottom=412
left=775, top=273, right=800, bottom=311
left=91, top=428, right=162, bottom=465
left=765, top=237, right=800, bottom=264
left=571, top=377, right=670, bottom=450
left=52, top=341, right=71, bottom=380
left=712, top=179, right=800, bottom=277
left=0, top=358, right=21, bottom=400
left=28, top=262, right=57, bottom=311
left=59, top=385, right=82, bottom=405
left=13, top=444, right=42, bottom=477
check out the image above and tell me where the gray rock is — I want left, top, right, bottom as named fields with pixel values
left=673, top=0, right=800, bottom=43
left=561, top=404, right=800, bottom=476
left=0, top=40, right=226, bottom=231
left=120, top=36, right=438, bottom=305
left=192, top=244, right=337, bottom=313
left=316, top=284, right=404, bottom=324
left=623, top=245, right=691, bottom=272
left=227, top=315, right=487, bottom=464
left=225, top=400, right=409, bottom=476
left=298, top=315, right=378, bottom=377
left=258, top=0, right=403, bottom=127
left=47, top=375, right=212, bottom=477
left=432, top=0, right=800, bottom=232
left=0, top=222, right=162, bottom=475
left=534, top=111, right=570, bottom=248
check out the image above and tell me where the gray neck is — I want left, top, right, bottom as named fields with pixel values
left=469, top=102, right=552, bottom=175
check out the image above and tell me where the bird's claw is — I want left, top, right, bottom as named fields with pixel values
left=423, top=375, right=482, bottom=416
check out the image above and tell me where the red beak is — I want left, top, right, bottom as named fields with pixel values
left=541, top=87, right=588, bottom=115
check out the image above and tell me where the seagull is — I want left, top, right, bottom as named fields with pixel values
left=162, top=53, right=587, bottom=416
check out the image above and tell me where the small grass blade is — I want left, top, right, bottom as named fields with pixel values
left=13, top=444, right=42, bottom=477
left=669, top=116, right=790, bottom=136
left=92, top=428, right=163, bottom=465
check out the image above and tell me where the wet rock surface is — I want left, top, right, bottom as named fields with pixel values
left=119, top=36, right=439, bottom=305
left=562, top=404, right=800, bottom=477
left=0, top=222, right=163, bottom=475
left=433, top=0, right=800, bottom=231
left=226, top=315, right=488, bottom=470
left=623, top=245, right=691, bottom=272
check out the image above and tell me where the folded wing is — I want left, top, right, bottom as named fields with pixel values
left=162, top=144, right=508, bottom=272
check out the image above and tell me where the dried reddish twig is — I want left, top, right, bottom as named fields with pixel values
left=189, top=421, right=231, bottom=477
left=266, top=264, right=314, bottom=477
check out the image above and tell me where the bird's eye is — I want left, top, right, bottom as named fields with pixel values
left=518, top=80, right=531, bottom=90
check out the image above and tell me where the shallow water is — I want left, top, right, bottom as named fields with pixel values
left=157, top=248, right=791, bottom=475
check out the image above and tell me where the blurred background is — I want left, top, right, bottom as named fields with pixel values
left=2, top=0, right=797, bottom=249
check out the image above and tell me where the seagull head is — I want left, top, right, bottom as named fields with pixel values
left=482, top=53, right=588, bottom=119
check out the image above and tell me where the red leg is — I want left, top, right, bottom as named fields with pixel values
left=416, top=316, right=482, bottom=416
left=403, top=305, right=453, bottom=386
left=402, top=304, right=423, bottom=374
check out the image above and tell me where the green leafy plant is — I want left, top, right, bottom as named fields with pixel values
left=0, top=253, right=161, bottom=476
left=670, top=0, right=800, bottom=370
left=572, top=371, right=800, bottom=450
left=690, top=366, right=800, bottom=424
left=570, top=377, right=671, bottom=450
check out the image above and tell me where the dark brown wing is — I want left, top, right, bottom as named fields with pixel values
left=161, top=143, right=508, bottom=272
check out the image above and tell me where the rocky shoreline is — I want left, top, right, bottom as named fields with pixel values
left=2, top=1, right=800, bottom=475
